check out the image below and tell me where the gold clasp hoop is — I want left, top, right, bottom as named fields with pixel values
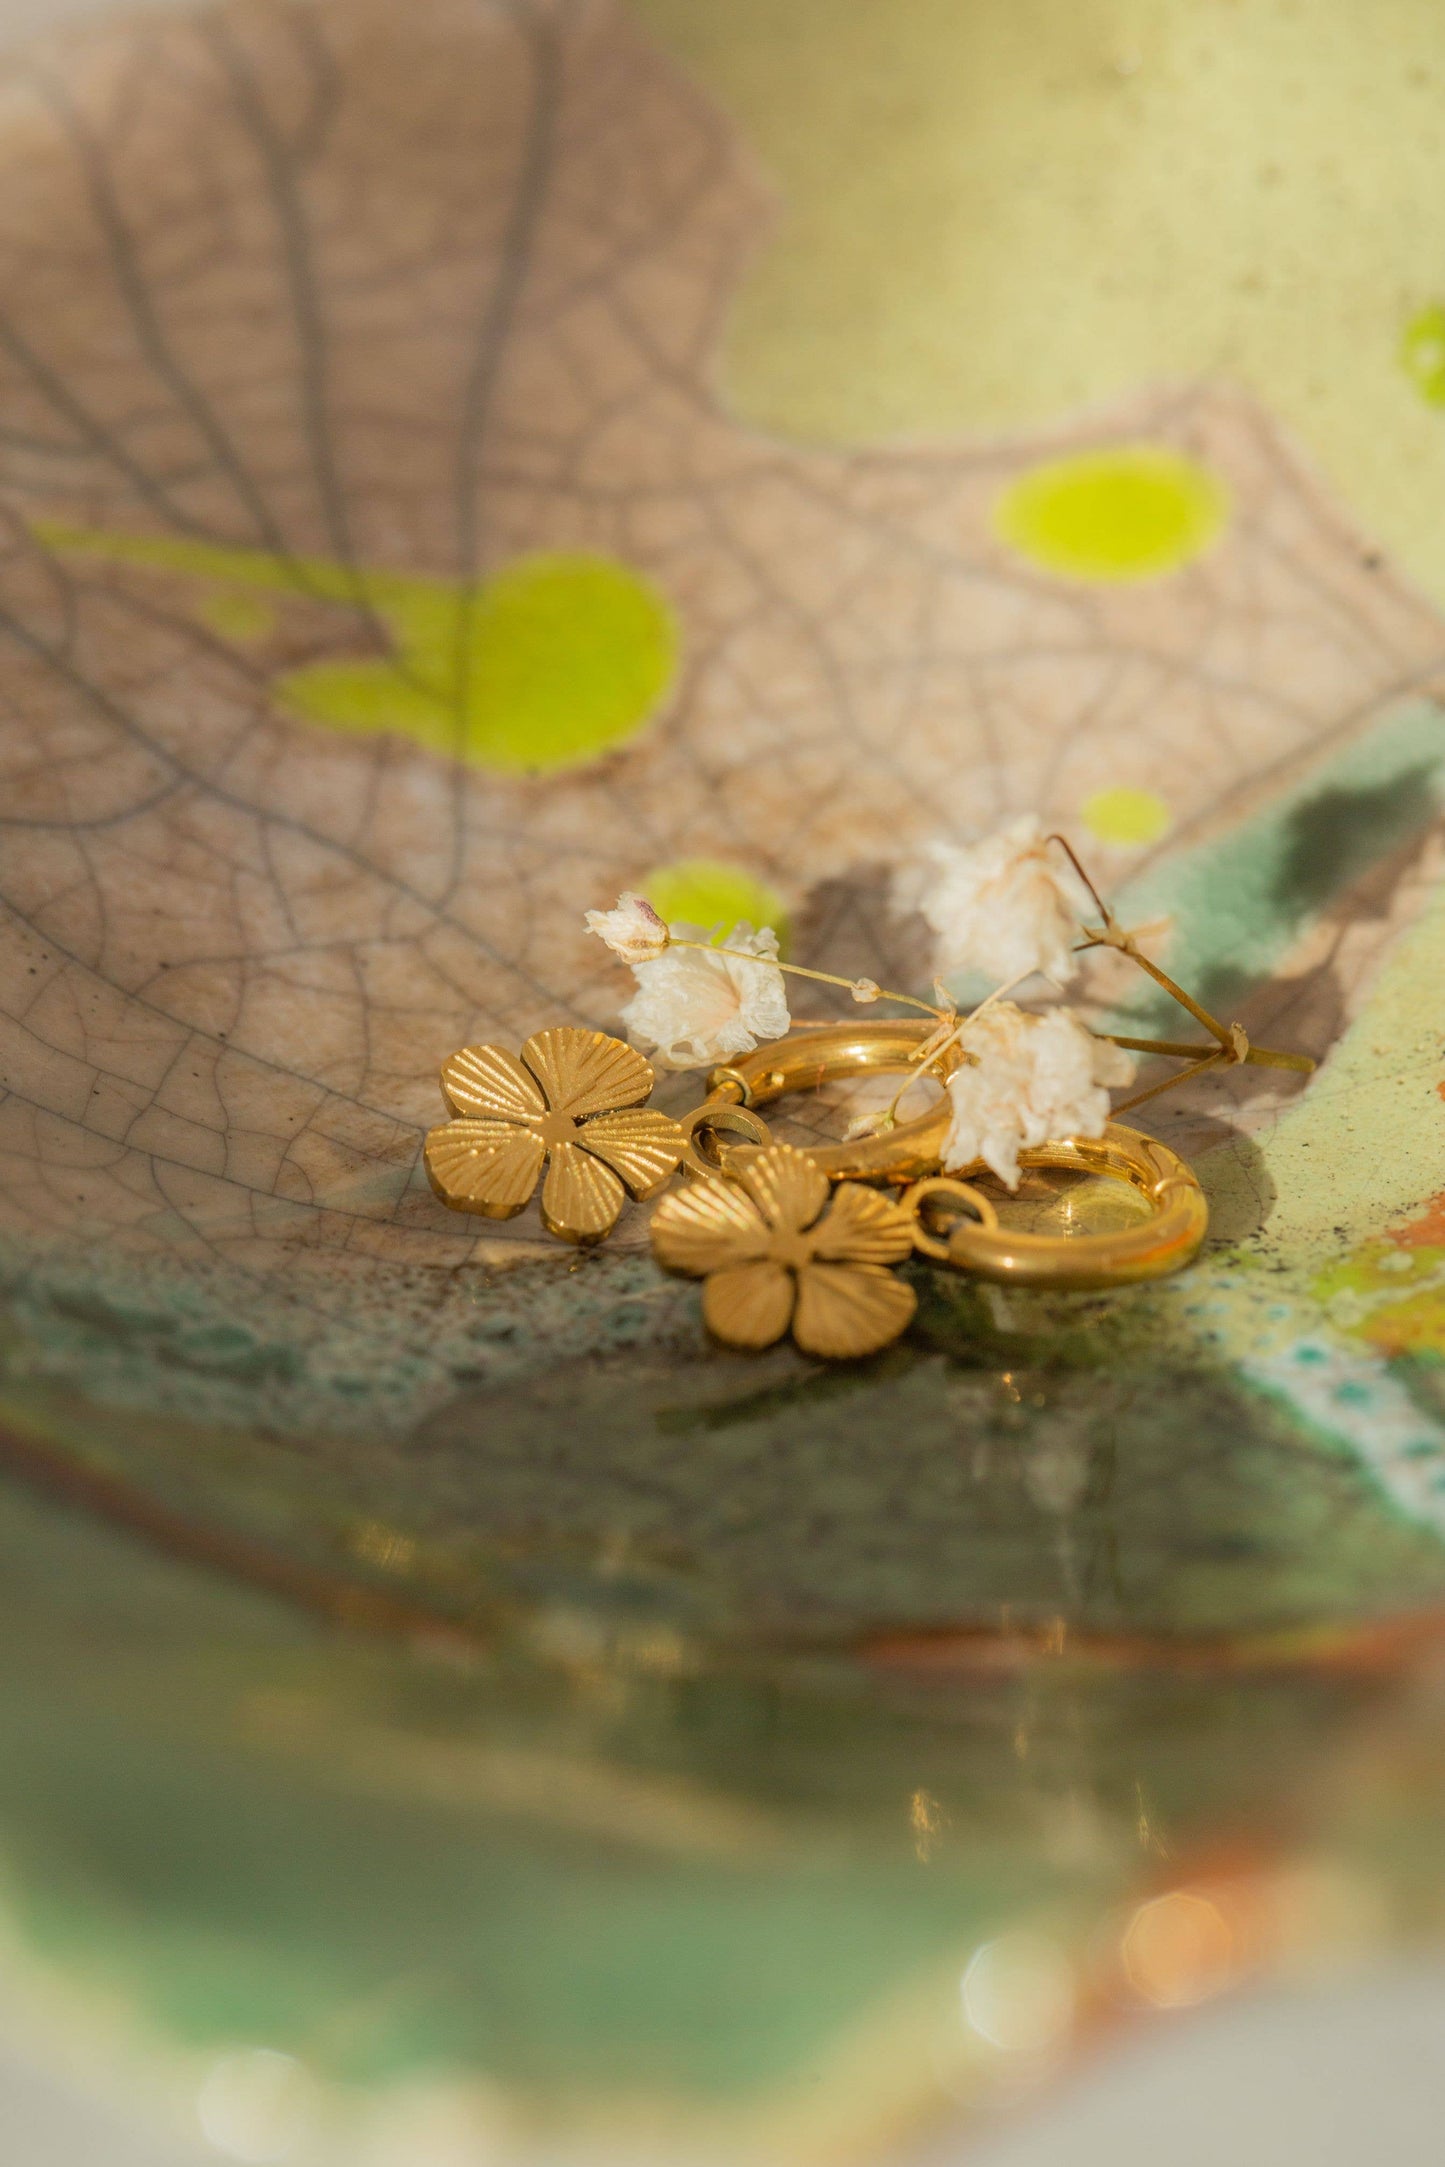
left=904, top=1126, right=1208, bottom=1289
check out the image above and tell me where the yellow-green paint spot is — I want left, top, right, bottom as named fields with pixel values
left=1401, top=304, right=1445, bottom=408
left=993, top=447, right=1228, bottom=583
left=198, top=588, right=277, bottom=642
left=643, top=858, right=789, bottom=948
left=34, top=523, right=676, bottom=776
left=1081, top=785, right=1172, bottom=848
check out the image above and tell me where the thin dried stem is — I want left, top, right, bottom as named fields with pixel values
left=1057, top=819, right=1316, bottom=1077
left=669, top=939, right=944, bottom=1021
left=1045, top=831, right=1114, bottom=925
left=1105, top=1032, right=1314, bottom=1074
left=869, top=970, right=1040, bottom=1134
left=1072, top=932, right=1233, bottom=1049
left=1112, top=1048, right=1228, bottom=1115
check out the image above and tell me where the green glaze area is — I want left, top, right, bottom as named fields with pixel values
left=631, top=0, right=1445, bottom=607
left=33, top=522, right=677, bottom=775
left=1105, top=699, right=1445, bottom=1029
left=993, top=446, right=1227, bottom=583
left=6, top=1263, right=1445, bottom=1646
left=0, top=1235, right=698, bottom=1450
left=1401, top=304, right=1445, bottom=408
left=0, top=1480, right=1001, bottom=2106
left=644, top=859, right=790, bottom=947
left=1204, top=844, right=1445, bottom=1270
left=0, top=1465, right=1429, bottom=2134
left=407, top=1317, right=1445, bottom=1640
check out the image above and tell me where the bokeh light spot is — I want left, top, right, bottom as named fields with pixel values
left=1120, top=1889, right=1238, bottom=2009
left=196, top=2048, right=317, bottom=2162
left=962, top=1930, right=1074, bottom=2053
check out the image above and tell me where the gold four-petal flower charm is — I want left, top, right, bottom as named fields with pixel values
left=425, top=1027, right=686, bottom=1244
left=650, top=1143, right=917, bottom=1359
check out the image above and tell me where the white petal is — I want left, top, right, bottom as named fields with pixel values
left=583, top=891, right=670, bottom=966
left=620, top=919, right=790, bottom=1070
left=892, top=818, right=1090, bottom=988
left=940, top=1001, right=1130, bottom=1190
left=1091, top=1033, right=1138, bottom=1089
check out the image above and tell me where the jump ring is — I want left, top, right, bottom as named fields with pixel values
left=900, top=1175, right=1000, bottom=1261
left=677, top=1097, right=774, bottom=1180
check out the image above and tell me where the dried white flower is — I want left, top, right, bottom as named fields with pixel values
left=893, top=816, right=1091, bottom=987
left=621, top=920, right=791, bottom=1070
left=941, top=1001, right=1135, bottom=1189
left=584, top=891, right=670, bottom=967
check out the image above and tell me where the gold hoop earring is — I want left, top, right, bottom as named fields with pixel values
left=688, top=1020, right=1208, bottom=1290
left=698, top=1019, right=965, bottom=1184
left=902, top=1127, right=1208, bottom=1289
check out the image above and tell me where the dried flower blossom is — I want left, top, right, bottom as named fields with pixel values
left=942, top=1001, right=1136, bottom=1189
left=621, top=920, right=791, bottom=1070
left=583, top=891, right=670, bottom=966
left=893, top=815, right=1092, bottom=987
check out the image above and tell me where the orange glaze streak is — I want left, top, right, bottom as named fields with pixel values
left=1389, top=1191, right=1445, bottom=1246
left=859, top=1608, right=1445, bottom=1680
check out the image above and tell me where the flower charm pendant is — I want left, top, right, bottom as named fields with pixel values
left=650, top=1143, right=917, bottom=1359
left=425, top=1027, right=686, bottom=1244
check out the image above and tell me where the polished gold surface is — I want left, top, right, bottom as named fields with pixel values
left=650, top=1142, right=917, bottom=1358
left=676, top=1098, right=775, bottom=1182
left=937, top=1124, right=1209, bottom=1289
left=425, top=1027, right=686, bottom=1243
left=705, top=1019, right=962, bottom=1182
left=691, top=1023, right=1208, bottom=1293
left=900, top=1175, right=1001, bottom=1262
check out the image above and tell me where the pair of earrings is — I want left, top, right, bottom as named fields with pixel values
left=423, top=1020, right=1208, bottom=1361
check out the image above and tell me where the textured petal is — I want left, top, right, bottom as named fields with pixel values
left=540, top=1140, right=626, bottom=1244
left=650, top=1177, right=771, bottom=1277
left=735, top=1143, right=830, bottom=1235
left=811, top=1183, right=916, bottom=1267
left=425, top=1119, right=544, bottom=1217
left=793, top=1263, right=917, bottom=1360
left=702, top=1262, right=796, bottom=1350
left=584, top=893, right=669, bottom=965
left=522, top=1025, right=654, bottom=1117
left=620, top=927, right=790, bottom=1070
left=579, top=1107, right=686, bottom=1199
left=439, top=1043, right=545, bottom=1122
left=892, top=820, right=1087, bottom=988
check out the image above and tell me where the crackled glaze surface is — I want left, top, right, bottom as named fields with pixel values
left=3, top=2, right=1445, bottom=2160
